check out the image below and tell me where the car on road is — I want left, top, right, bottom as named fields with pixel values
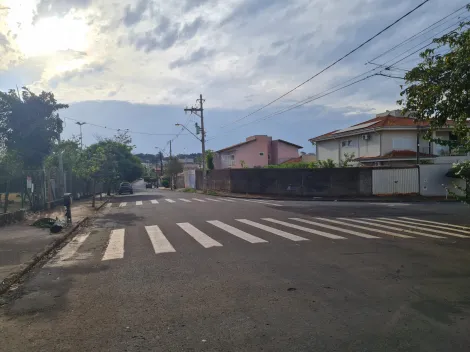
left=118, top=182, right=133, bottom=194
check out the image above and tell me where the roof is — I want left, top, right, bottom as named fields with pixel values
left=281, top=156, right=302, bottom=164
left=275, top=139, right=303, bottom=149
left=216, top=138, right=257, bottom=153
left=354, top=149, right=436, bottom=162
left=309, top=115, right=436, bottom=142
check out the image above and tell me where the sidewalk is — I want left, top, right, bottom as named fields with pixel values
left=0, top=195, right=110, bottom=295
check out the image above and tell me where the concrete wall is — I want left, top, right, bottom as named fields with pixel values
left=275, top=142, right=300, bottom=164
left=420, top=164, right=466, bottom=197
left=381, top=130, right=430, bottom=154
left=197, top=168, right=373, bottom=197
left=316, top=139, right=340, bottom=163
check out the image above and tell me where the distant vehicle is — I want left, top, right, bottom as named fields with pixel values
left=145, top=183, right=152, bottom=189
left=118, top=182, right=133, bottom=194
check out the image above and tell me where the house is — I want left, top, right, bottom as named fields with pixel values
left=214, top=135, right=303, bottom=169
left=309, top=110, right=469, bottom=167
left=281, top=153, right=317, bottom=164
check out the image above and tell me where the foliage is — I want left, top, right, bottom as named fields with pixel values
left=182, top=188, right=197, bottom=193
left=165, top=157, right=183, bottom=178
left=240, top=160, right=248, bottom=168
left=398, top=15, right=470, bottom=151
left=206, top=149, right=214, bottom=170
left=204, top=190, right=218, bottom=196
left=317, top=159, right=336, bottom=168
left=338, top=153, right=355, bottom=167
left=0, top=150, right=23, bottom=213
left=445, top=160, right=470, bottom=204
left=161, top=179, right=170, bottom=188
left=0, top=87, right=68, bottom=167
left=44, top=138, right=81, bottom=171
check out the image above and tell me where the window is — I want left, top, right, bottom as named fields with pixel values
left=341, top=140, right=355, bottom=147
left=259, top=152, right=264, bottom=156
left=392, top=137, right=414, bottom=150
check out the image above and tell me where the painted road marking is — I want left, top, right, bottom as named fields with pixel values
left=136, top=201, right=143, bottom=206
left=362, top=218, right=445, bottom=239
left=177, top=223, right=222, bottom=248
left=291, top=218, right=380, bottom=239
left=378, top=218, right=469, bottom=238
left=220, top=198, right=236, bottom=202
left=239, top=199, right=282, bottom=207
left=236, top=219, right=309, bottom=242
left=322, top=218, right=413, bottom=238
left=179, top=199, right=191, bottom=203
left=145, top=225, right=176, bottom=254
left=119, top=202, right=127, bottom=207
left=46, top=232, right=90, bottom=267
left=399, top=217, right=470, bottom=234
left=207, top=220, right=267, bottom=244
left=205, top=198, right=222, bottom=202
left=165, top=199, right=176, bottom=203
left=150, top=200, right=159, bottom=204
left=102, top=229, right=125, bottom=260
left=192, top=198, right=206, bottom=202
left=262, top=218, right=346, bottom=240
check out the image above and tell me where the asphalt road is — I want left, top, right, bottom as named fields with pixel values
left=1, top=179, right=470, bottom=351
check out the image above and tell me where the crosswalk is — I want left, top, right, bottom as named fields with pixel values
left=47, top=217, right=470, bottom=267
left=108, top=197, right=283, bottom=207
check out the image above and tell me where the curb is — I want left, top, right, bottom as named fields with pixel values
left=0, top=216, right=89, bottom=295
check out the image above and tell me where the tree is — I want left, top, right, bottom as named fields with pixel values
left=165, top=157, right=183, bottom=190
left=0, top=150, right=23, bottom=213
left=339, top=153, right=355, bottom=168
left=0, top=87, right=68, bottom=168
left=446, top=160, right=470, bottom=204
left=206, top=149, right=214, bottom=170
left=398, top=14, right=470, bottom=151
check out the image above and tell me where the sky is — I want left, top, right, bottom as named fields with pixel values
left=0, top=0, right=468, bottom=156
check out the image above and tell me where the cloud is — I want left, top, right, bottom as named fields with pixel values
left=128, top=16, right=205, bottom=53
left=34, top=0, right=92, bottom=22
left=48, top=61, right=109, bottom=88
left=169, top=47, right=214, bottom=69
left=122, top=0, right=150, bottom=27
left=183, top=0, right=212, bottom=12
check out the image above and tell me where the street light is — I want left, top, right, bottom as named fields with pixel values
left=175, top=123, right=201, bottom=141
left=76, top=122, right=86, bottom=149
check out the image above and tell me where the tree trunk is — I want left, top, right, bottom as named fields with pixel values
left=92, top=179, right=96, bottom=208
left=3, top=180, right=10, bottom=214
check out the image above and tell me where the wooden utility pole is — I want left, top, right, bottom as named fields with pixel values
left=184, top=94, right=206, bottom=191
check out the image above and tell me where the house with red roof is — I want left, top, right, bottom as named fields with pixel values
left=214, top=135, right=303, bottom=169
left=309, top=110, right=469, bottom=166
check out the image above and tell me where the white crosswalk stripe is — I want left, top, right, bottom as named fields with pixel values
left=320, top=218, right=413, bottom=238
left=236, top=219, right=309, bottom=242
left=136, top=201, right=143, bottom=206
left=119, top=202, right=127, bottom=207
left=150, top=200, right=159, bottom=204
left=192, top=198, right=206, bottom=202
left=102, top=229, right=125, bottom=260
left=290, top=218, right=380, bottom=239
left=145, top=225, right=176, bottom=254
left=165, top=199, right=175, bottom=203
left=399, top=217, right=470, bottom=234
left=376, top=218, right=469, bottom=238
left=207, top=220, right=267, bottom=243
left=220, top=198, right=236, bottom=202
left=262, top=218, right=346, bottom=240
left=179, top=199, right=191, bottom=203
left=46, top=232, right=90, bottom=267
left=205, top=198, right=222, bottom=202
left=239, top=199, right=282, bottom=206
left=361, top=218, right=444, bottom=239
left=177, top=223, right=222, bottom=248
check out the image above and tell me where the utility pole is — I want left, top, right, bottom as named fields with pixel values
left=76, top=122, right=86, bottom=149
left=169, top=140, right=173, bottom=190
left=184, top=94, right=206, bottom=191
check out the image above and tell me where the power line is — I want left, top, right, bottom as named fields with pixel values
left=216, top=0, right=431, bottom=130
left=62, top=116, right=187, bottom=137
left=367, top=3, right=468, bottom=64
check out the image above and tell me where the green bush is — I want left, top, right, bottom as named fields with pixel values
left=161, top=179, right=170, bottom=188
left=182, top=188, right=197, bottom=193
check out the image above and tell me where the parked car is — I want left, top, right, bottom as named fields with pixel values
left=145, top=182, right=152, bottom=189
left=118, top=182, right=133, bottom=194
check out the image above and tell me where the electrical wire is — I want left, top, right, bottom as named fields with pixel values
left=215, top=0, right=431, bottom=130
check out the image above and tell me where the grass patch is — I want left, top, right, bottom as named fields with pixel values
left=204, top=190, right=218, bottom=196
left=182, top=188, right=197, bottom=193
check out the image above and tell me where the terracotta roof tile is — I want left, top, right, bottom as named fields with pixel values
left=354, top=149, right=436, bottom=161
